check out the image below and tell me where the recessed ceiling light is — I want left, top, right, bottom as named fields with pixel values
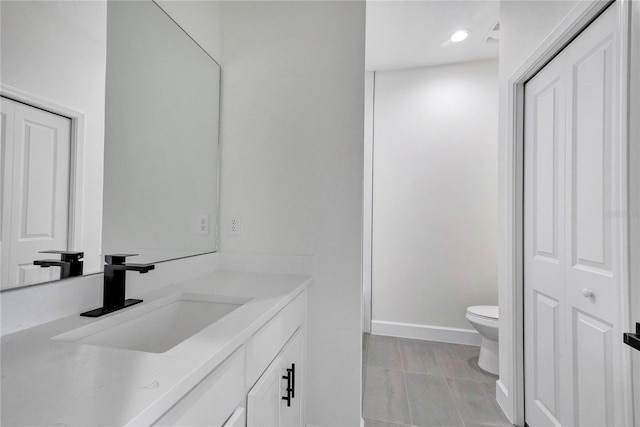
left=450, top=30, right=469, bottom=43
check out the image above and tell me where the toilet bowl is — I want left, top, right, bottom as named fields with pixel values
left=466, top=305, right=499, bottom=375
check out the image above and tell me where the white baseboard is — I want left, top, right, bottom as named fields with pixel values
left=495, top=379, right=514, bottom=424
left=371, top=320, right=482, bottom=346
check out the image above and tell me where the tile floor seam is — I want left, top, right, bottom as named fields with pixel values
left=444, top=376, right=489, bottom=386
left=397, top=338, right=404, bottom=371
left=365, top=364, right=405, bottom=372
left=433, top=354, right=448, bottom=367
left=442, top=369, right=469, bottom=427
left=401, top=369, right=414, bottom=427
left=403, top=368, right=446, bottom=377
left=397, top=338, right=414, bottom=427
left=364, top=416, right=413, bottom=426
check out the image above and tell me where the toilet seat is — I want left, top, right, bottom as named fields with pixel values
left=466, top=305, right=500, bottom=375
left=467, top=305, right=498, bottom=320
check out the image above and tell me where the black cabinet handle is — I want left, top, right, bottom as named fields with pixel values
left=282, top=367, right=292, bottom=407
left=281, top=363, right=296, bottom=407
left=623, top=322, right=640, bottom=352
left=290, top=363, right=296, bottom=399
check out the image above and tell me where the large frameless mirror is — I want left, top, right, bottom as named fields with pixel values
left=0, top=0, right=220, bottom=290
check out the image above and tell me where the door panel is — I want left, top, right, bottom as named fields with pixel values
left=532, top=291, right=560, bottom=418
left=573, top=310, right=614, bottom=427
left=569, top=37, right=613, bottom=274
left=20, top=120, right=58, bottom=238
left=533, top=84, right=561, bottom=261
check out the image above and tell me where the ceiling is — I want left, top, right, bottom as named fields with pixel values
left=366, top=0, right=500, bottom=71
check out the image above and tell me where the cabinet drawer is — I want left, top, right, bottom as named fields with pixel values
left=153, top=347, right=245, bottom=426
left=246, top=292, right=305, bottom=387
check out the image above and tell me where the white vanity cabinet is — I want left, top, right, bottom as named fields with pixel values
left=246, top=329, right=303, bottom=427
left=153, top=291, right=306, bottom=427
left=0, top=272, right=311, bottom=427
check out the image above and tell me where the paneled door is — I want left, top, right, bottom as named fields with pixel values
left=0, top=97, right=71, bottom=287
left=524, top=5, right=632, bottom=426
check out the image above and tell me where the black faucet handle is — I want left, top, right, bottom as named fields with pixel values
left=34, top=249, right=85, bottom=279
left=105, top=254, right=139, bottom=265
left=34, top=259, right=68, bottom=267
left=123, top=263, right=155, bottom=273
left=40, top=250, right=84, bottom=262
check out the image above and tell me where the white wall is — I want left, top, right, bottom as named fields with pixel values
left=0, top=1, right=107, bottom=275
left=371, top=60, right=498, bottom=331
left=219, top=2, right=365, bottom=425
left=497, top=0, right=579, bottom=422
left=156, top=0, right=223, bottom=63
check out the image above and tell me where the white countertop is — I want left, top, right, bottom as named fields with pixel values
left=1, top=271, right=311, bottom=426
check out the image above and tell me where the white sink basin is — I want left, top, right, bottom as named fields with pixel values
left=53, top=293, right=251, bottom=353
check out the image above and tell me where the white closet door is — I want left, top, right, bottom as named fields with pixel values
left=525, top=5, right=631, bottom=426
left=562, top=8, right=622, bottom=426
left=524, top=50, right=568, bottom=427
left=0, top=98, right=71, bottom=287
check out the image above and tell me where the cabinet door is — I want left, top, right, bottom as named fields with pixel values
left=246, top=358, right=282, bottom=427
left=278, top=330, right=303, bottom=427
left=247, top=328, right=304, bottom=427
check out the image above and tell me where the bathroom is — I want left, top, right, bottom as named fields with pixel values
left=362, top=1, right=502, bottom=424
left=1, top=1, right=639, bottom=427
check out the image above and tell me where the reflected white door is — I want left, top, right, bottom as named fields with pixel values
left=524, top=5, right=632, bottom=426
left=0, top=97, right=71, bottom=287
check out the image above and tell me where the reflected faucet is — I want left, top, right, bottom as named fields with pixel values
left=33, top=251, right=84, bottom=279
left=80, top=254, right=155, bottom=318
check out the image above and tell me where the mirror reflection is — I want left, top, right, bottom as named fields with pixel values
left=0, top=0, right=220, bottom=290
left=102, top=1, right=220, bottom=264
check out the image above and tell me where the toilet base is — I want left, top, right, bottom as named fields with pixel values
left=478, top=337, right=499, bottom=376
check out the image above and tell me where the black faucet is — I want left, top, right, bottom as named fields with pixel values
left=33, top=251, right=84, bottom=279
left=80, top=254, right=155, bottom=318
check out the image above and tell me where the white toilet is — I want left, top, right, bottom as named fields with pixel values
left=466, top=305, right=499, bottom=375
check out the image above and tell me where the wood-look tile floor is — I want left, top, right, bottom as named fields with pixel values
left=362, top=334, right=512, bottom=427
